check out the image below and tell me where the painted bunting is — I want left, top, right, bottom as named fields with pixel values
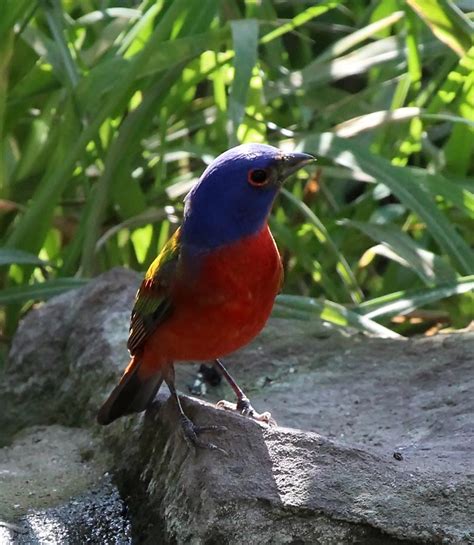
left=97, top=144, right=314, bottom=449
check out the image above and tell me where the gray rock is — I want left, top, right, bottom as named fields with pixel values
left=0, top=268, right=140, bottom=444
left=1, top=268, right=473, bottom=544
left=103, top=392, right=473, bottom=545
left=204, top=329, right=474, bottom=477
left=0, top=425, right=131, bottom=544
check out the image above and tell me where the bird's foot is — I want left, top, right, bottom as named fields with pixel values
left=179, top=415, right=227, bottom=454
left=216, top=397, right=277, bottom=426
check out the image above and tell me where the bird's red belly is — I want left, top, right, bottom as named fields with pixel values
left=143, top=226, right=282, bottom=364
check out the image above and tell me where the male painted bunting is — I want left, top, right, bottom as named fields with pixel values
left=97, top=144, right=314, bottom=449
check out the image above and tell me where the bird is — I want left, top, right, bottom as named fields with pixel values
left=97, top=143, right=314, bottom=449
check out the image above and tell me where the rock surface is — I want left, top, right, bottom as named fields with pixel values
left=0, top=268, right=473, bottom=544
left=106, top=393, right=474, bottom=545
left=0, top=268, right=138, bottom=445
left=0, top=425, right=131, bottom=544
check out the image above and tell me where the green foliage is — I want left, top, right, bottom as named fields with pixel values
left=1, top=0, right=473, bottom=345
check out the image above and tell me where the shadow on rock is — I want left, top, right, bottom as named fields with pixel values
left=103, top=391, right=470, bottom=545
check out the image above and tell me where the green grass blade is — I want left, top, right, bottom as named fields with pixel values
left=407, top=0, right=473, bottom=57
left=0, top=0, right=34, bottom=38
left=409, top=168, right=474, bottom=219
left=356, top=276, right=474, bottom=319
left=0, top=248, right=49, bottom=267
left=5, top=0, right=190, bottom=256
left=275, top=294, right=402, bottom=338
left=333, top=107, right=474, bottom=137
left=314, top=10, right=404, bottom=64
left=140, top=27, right=231, bottom=78
left=0, top=278, right=88, bottom=305
left=342, top=220, right=457, bottom=284
left=303, top=133, right=474, bottom=274
left=404, top=5, right=422, bottom=91
left=39, top=0, right=80, bottom=90
left=5, top=98, right=81, bottom=252
left=228, top=19, right=259, bottom=144
left=443, top=47, right=474, bottom=175
left=80, top=70, right=181, bottom=275
left=270, top=36, right=428, bottom=98
left=281, top=188, right=364, bottom=303
left=0, top=29, right=14, bottom=199
left=259, top=0, right=341, bottom=45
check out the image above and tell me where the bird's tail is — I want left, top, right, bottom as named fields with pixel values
left=97, top=355, right=163, bottom=425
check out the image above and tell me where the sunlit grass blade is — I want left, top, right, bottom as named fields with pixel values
left=275, top=294, right=402, bottom=338
left=72, top=8, right=141, bottom=28
left=407, top=0, right=473, bottom=57
left=356, top=276, right=474, bottom=319
left=270, top=37, right=441, bottom=98
left=5, top=97, right=81, bottom=252
left=334, top=108, right=422, bottom=137
left=333, top=107, right=474, bottom=137
left=314, top=10, right=404, bottom=64
left=259, top=0, right=341, bottom=44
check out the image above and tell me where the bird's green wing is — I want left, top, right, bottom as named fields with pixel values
left=127, top=228, right=181, bottom=355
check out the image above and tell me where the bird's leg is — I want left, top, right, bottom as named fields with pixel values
left=214, top=358, right=276, bottom=426
left=162, top=364, right=226, bottom=453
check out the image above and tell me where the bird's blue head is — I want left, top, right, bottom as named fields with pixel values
left=182, top=143, right=314, bottom=249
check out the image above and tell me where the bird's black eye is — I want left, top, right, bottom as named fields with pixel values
left=248, top=168, right=269, bottom=186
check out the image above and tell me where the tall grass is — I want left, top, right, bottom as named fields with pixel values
left=1, top=0, right=473, bottom=354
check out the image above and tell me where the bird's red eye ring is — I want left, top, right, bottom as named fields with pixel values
left=248, top=168, right=269, bottom=186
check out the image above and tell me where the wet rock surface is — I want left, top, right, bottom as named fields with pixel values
left=0, top=425, right=131, bottom=544
left=0, top=268, right=473, bottom=544
left=3, top=481, right=131, bottom=545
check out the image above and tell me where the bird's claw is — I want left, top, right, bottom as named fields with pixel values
left=179, top=415, right=228, bottom=454
left=216, top=398, right=277, bottom=427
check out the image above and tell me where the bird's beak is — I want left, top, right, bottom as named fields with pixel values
left=277, top=152, right=316, bottom=184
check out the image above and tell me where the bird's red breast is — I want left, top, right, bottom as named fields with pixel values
left=141, top=224, right=282, bottom=372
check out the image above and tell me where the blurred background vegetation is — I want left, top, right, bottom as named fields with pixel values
left=1, top=0, right=473, bottom=364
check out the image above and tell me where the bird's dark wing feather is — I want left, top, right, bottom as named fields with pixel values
left=127, top=228, right=181, bottom=355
